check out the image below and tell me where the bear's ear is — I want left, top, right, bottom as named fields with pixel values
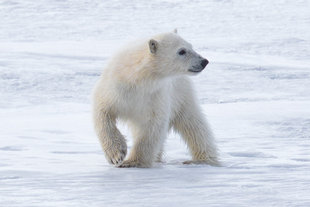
left=149, top=39, right=158, bottom=54
left=173, top=28, right=178, bottom=34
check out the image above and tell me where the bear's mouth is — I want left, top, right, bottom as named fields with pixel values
left=188, top=67, right=204, bottom=73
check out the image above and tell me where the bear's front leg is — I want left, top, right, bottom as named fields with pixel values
left=118, top=120, right=168, bottom=168
left=93, top=106, right=127, bottom=166
left=172, top=101, right=219, bottom=166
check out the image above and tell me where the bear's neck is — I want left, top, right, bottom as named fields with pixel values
left=115, top=55, right=165, bottom=84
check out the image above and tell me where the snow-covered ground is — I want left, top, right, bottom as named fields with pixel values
left=1, top=0, right=310, bottom=206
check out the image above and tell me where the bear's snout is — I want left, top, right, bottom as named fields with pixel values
left=201, top=59, right=209, bottom=68
left=188, top=58, right=209, bottom=73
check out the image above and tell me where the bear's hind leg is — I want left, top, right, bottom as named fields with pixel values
left=156, top=145, right=165, bottom=163
left=119, top=121, right=168, bottom=168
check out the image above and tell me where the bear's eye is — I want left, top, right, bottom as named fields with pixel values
left=178, top=49, right=186, bottom=55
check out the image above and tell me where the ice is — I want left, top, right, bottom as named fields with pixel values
left=1, top=0, right=310, bottom=206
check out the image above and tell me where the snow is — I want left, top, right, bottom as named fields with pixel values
left=1, top=0, right=310, bottom=206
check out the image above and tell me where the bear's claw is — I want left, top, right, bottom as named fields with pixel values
left=183, top=159, right=220, bottom=166
left=118, top=160, right=148, bottom=168
left=104, top=142, right=127, bottom=166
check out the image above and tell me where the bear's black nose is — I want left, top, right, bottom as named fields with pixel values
left=201, top=59, right=209, bottom=68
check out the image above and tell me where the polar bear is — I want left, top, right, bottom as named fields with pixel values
left=92, top=31, right=218, bottom=168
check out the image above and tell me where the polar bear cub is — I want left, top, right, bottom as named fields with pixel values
left=93, top=31, right=218, bottom=168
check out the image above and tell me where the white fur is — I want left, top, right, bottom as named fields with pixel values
left=92, top=32, right=218, bottom=168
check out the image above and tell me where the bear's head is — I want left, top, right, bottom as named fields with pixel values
left=148, top=31, right=208, bottom=77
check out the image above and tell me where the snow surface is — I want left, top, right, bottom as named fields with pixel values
left=1, top=0, right=310, bottom=206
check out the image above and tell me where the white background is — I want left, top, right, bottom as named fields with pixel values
left=0, top=0, right=310, bottom=206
